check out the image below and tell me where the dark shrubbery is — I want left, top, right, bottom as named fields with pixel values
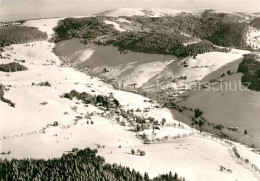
left=32, top=81, right=51, bottom=87
left=113, top=98, right=120, bottom=106
left=232, top=147, right=240, bottom=159
left=194, top=108, right=203, bottom=118
left=0, top=147, right=184, bottom=181
left=38, top=81, right=51, bottom=87
left=0, top=84, right=15, bottom=107
left=0, top=62, right=28, bottom=72
left=63, top=90, right=119, bottom=110
left=153, top=172, right=181, bottom=181
left=140, top=150, right=146, bottom=156
left=0, top=26, right=47, bottom=47
left=237, top=54, right=260, bottom=91
left=64, top=90, right=96, bottom=103
left=0, top=84, right=5, bottom=98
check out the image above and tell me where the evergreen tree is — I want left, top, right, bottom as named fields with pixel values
left=144, top=172, right=149, bottom=181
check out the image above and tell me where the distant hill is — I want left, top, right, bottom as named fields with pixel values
left=96, top=8, right=191, bottom=17
left=53, top=9, right=251, bottom=57
left=97, top=8, right=147, bottom=17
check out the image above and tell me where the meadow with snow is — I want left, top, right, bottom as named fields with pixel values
left=0, top=16, right=260, bottom=181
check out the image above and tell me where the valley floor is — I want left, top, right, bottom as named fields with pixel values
left=180, top=62, right=260, bottom=149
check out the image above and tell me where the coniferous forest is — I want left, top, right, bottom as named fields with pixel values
left=237, top=54, right=260, bottom=91
left=0, top=148, right=184, bottom=181
left=0, top=26, right=47, bottom=47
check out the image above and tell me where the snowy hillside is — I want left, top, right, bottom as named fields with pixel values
left=103, top=20, right=126, bottom=32
left=97, top=8, right=191, bottom=17
left=246, top=26, right=260, bottom=49
left=97, top=8, right=259, bottom=20
left=98, top=8, right=146, bottom=17
left=0, top=18, right=260, bottom=181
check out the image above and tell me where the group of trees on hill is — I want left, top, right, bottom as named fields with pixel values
left=0, top=84, right=15, bottom=107
left=0, top=26, right=47, bottom=47
left=63, top=90, right=120, bottom=111
left=194, top=108, right=203, bottom=118
left=53, top=17, right=118, bottom=42
left=0, top=147, right=185, bottom=181
left=237, top=54, right=260, bottom=91
left=250, top=17, right=260, bottom=29
left=114, top=33, right=228, bottom=57
left=203, top=21, right=247, bottom=48
left=0, top=62, right=28, bottom=72
left=193, top=10, right=248, bottom=48
left=113, top=31, right=190, bottom=57
left=128, top=10, right=248, bottom=48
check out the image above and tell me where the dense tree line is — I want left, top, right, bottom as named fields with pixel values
left=153, top=172, right=182, bottom=181
left=113, top=31, right=191, bottom=57
left=0, top=26, right=47, bottom=47
left=203, top=21, right=247, bottom=48
left=114, top=33, right=228, bottom=57
left=237, top=54, right=260, bottom=91
left=0, top=62, right=28, bottom=72
left=193, top=10, right=248, bottom=48
left=32, top=81, right=51, bottom=87
left=0, top=147, right=184, bottom=181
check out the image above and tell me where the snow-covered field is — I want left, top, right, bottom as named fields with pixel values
left=184, top=49, right=249, bottom=81
left=1, top=18, right=260, bottom=181
left=22, top=18, right=64, bottom=39
left=120, top=60, right=174, bottom=88
left=246, top=26, right=260, bottom=49
left=101, top=136, right=259, bottom=181
left=117, top=18, right=132, bottom=24
left=103, top=20, right=126, bottom=32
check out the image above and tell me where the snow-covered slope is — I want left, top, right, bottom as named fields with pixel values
left=246, top=26, right=260, bottom=49
left=141, top=48, right=249, bottom=95
left=98, top=8, right=146, bottom=17
left=22, top=18, right=64, bottom=40
left=97, top=8, right=260, bottom=23
left=0, top=18, right=260, bottom=181
left=103, top=20, right=126, bottom=32
left=97, top=8, right=190, bottom=17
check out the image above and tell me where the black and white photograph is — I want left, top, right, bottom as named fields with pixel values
left=0, top=0, right=260, bottom=180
